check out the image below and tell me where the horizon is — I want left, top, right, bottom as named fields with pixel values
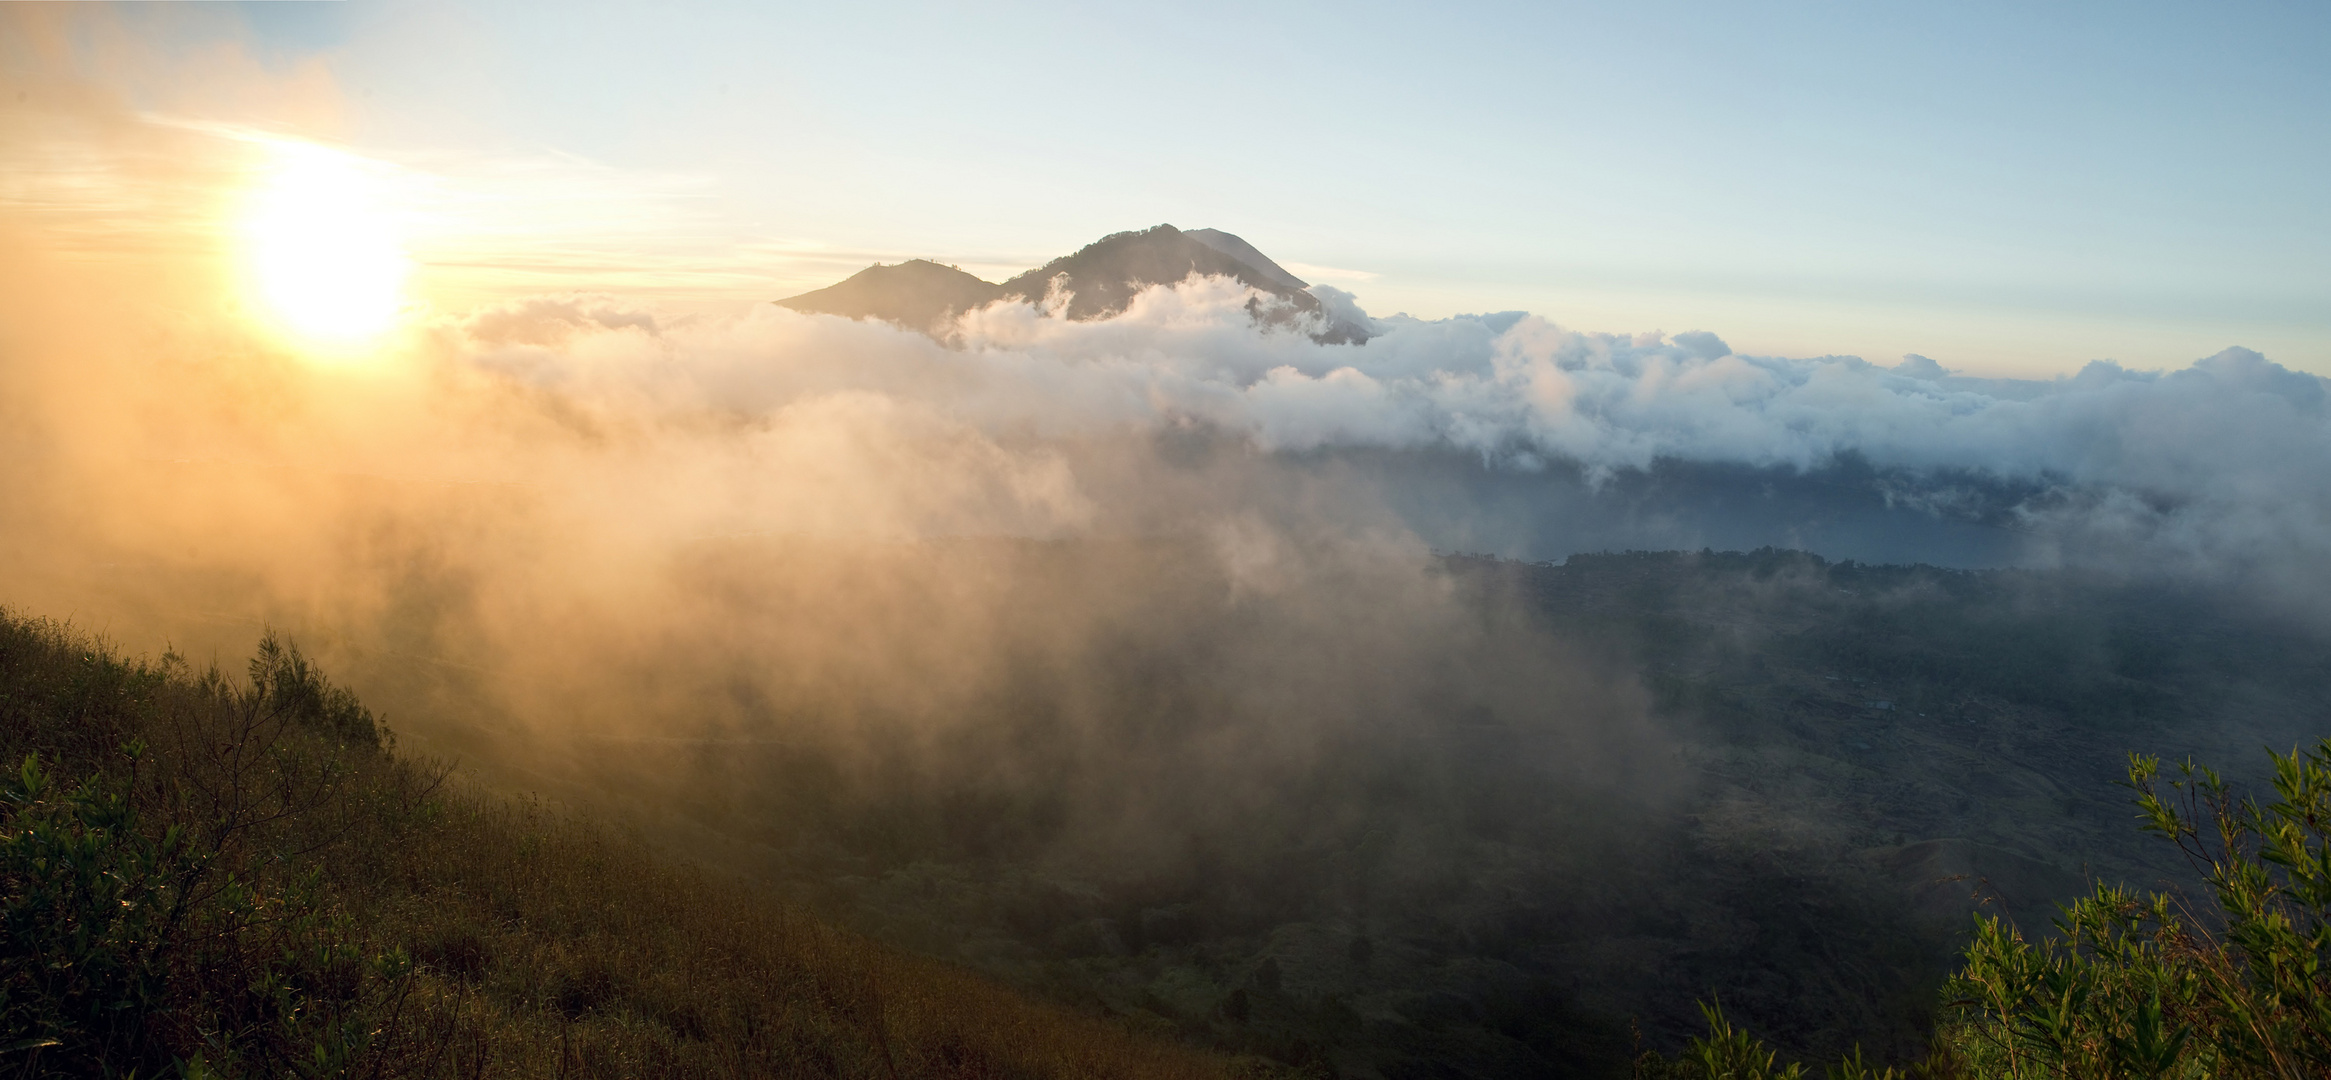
left=5, top=1, right=2329, bottom=595
left=2, top=2, right=2324, bottom=376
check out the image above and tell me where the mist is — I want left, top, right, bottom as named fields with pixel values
left=448, top=283, right=2331, bottom=584
left=9, top=22, right=2331, bottom=1068
left=5, top=43, right=2326, bottom=883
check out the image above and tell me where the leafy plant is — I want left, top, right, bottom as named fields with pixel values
left=1640, top=740, right=2331, bottom=1080
left=0, top=753, right=188, bottom=1068
left=1661, top=1001, right=1807, bottom=1079
left=1946, top=742, right=2331, bottom=1079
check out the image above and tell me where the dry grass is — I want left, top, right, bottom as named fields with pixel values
left=350, top=790, right=1258, bottom=1079
left=0, top=610, right=1265, bottom=1079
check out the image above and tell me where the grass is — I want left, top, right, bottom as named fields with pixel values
left=0, top=609, right=1270, bottom=1079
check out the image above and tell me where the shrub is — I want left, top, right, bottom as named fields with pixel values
left=0, top=755, right=182, bottom=1065
left=1, top=622, right=421, bottom=1077
left=1946, top=742, right=2331, bottom=1079
left=1637, top=740, right=2331, bottom=1080
left=1631, top=1002, right=1808, bottom=1080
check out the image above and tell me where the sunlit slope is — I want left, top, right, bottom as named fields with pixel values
left=0, top=612, right=1267, bottom=1079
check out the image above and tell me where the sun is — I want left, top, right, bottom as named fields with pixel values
left=239, top=142, right=412, bottom=345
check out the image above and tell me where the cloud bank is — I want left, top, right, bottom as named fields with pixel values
left=450, top=277, right=2331, bottom=586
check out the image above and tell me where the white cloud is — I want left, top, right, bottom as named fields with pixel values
left=1280, top=261, right=1380, bottom=283
left=446, top=277, right=2331, bottom=586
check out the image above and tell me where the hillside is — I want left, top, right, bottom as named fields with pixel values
left=0, top=611, right=1269, bottom=1078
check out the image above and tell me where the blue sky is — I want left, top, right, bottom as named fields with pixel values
left=152, top=1, right=2331, bottom=372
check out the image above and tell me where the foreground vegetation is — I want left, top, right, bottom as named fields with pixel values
left=0, top=611, right=1253, bottom=1078
left=1636, top=741, right=2331, bottom=1079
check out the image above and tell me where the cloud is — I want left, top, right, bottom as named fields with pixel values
left=363, top=275, right=2331, bottom=599
left=1670, top=330, right=1730, bottom=360
left=1305, top=284, right=1380, bottom=341
left=1894, top=353, right=1949, bottom=380
left=1279, top=261, right=1379, bottom=283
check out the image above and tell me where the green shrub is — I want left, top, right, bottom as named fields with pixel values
left=1639, top=740, right=2331, bottom=1080
left=1946, top=742, right=2331, bottom=1079
left=1631, top=1002, right=1808, bottom=1080
left=1, top=622, right=419, bottom=1077
left=0, top=754, right=182, bottom=1064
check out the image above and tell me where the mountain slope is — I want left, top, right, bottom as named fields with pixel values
left=777, top=224, right=1371, bottom=343
left=1184, top=228, right=1309, bottom=291
left=995, top=224, right=1318, bottom=321
left=774, top=259, right=1006, bottom=334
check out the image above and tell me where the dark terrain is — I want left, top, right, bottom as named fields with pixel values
left=360, top=544, right=2329, bottom=1079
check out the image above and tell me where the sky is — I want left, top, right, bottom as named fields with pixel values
left=13, top=0, right=2331, bottom=730
left=17, top=0, right=2331, bottom=375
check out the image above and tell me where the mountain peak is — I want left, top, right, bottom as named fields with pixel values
left=774, top=260, right=1004, bottom=335
left=776, top=226, right=1369, bottom=343
left=993, top=223, right=1316, bottom=322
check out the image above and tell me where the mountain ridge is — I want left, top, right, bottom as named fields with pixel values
left=774, top=259, right=1005, bottom=335
left=777, top=224, right=1370, bottom=343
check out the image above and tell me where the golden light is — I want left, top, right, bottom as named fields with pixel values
left=239, top=142, right=411, bottom=345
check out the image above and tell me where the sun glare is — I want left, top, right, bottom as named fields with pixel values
left=239, top=143, right=411, bottom=346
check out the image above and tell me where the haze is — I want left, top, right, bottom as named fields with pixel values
left=14, top=1, right=2326, bottom=373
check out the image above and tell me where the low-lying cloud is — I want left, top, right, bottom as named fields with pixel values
left=450, top=277, right=2331, bottom=585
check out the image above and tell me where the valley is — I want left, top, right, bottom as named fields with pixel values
left=364, top=545, right=2329, bottom=1078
